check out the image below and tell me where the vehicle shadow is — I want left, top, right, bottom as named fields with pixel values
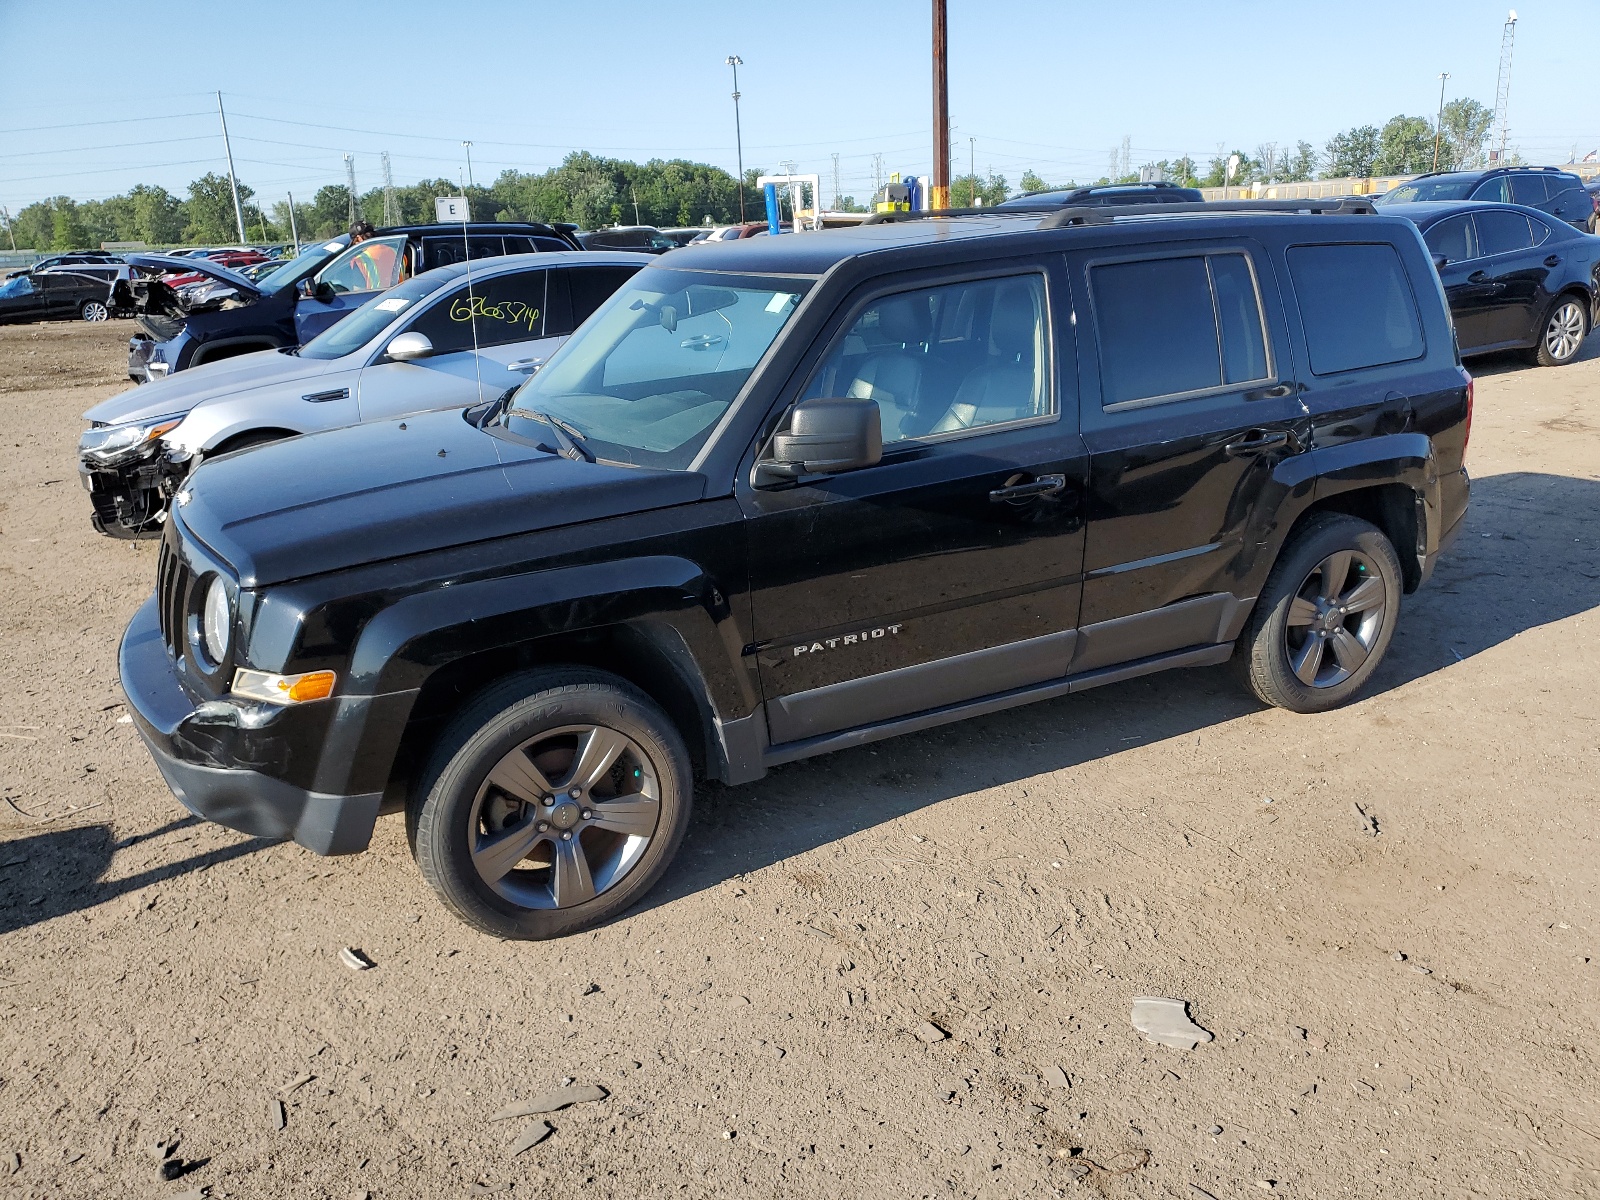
left=0, top=816, right=273, bottom=938
left=641, top=470, right=1600, bottom=911
left=1466, top=326, right=1600, bottom=376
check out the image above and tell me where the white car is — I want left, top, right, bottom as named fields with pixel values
left=78, top=251, right=648, bottom=537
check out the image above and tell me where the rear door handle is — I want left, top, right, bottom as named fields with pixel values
left=1545, top=255, right=1562, bottom=267
left=1467, top=270, right=1490, bottom=283
left=1224, top=429, right=1290, bottom=457
left=989, top=473, right=1066, bottom=502
left=1243, top=382, right=1295, bottom=401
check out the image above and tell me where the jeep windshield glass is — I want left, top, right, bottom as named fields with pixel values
left=499, top=268, right=811, bottom=469
left=1377, top=177, right=1477, bottom=204
left=297, top=270, right=455, bottom=360
left=252, top=239, right=347, bottom=294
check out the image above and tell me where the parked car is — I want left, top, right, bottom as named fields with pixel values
left=1384, top=199, right=1600, bottom=365
left=78, top=252, right=649, bottom=537
left=1376, top=166, right=1596, bottom=231
left=0, top=270, right=113, bottom=323
left=119, top=200, right=1470, bottom=938
left=995, top=180, right=1205, bottom=210
left=28, top=251, right=125, bottom=272
left=122, top=222, right=584, bottom=383
left=657, top=227, right=711, bottom=247
left=1586, top=178, right=1600, bottom=233
left=578, top=226, right=679, bottom=253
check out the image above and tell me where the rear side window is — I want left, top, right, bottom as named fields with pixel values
left=1510, top=174, right=1550, bottom=205
left=1090, top=251, right=1270, bottom=407
left=1424, top=215, right=1478, bottom=263
left=421, top=236, right=507, bottom=271
left=1286, top=244, right=1424, bottom=375
left=1475, top=210, right=1535, bottom=256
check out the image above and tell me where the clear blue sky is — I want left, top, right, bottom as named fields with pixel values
left=3, top=0, right=1598, bottom=217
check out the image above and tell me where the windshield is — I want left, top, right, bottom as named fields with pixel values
left=1378, top=177, right=1477, bottom=204
left=298, top=269, right=457, bottom=360
left=0, top=275, right=33, bottom=298
left=252, top=238, right=347, bottom=294
left=499, top=268, right=810, bottom=469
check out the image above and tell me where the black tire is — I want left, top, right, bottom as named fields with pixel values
left=1237, top=513, right=1402, bottom=713
left=1530, top=294, right=1588, bottom=367
left=410, top=668, right=692, bottom=940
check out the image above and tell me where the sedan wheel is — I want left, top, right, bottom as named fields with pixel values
left=80, top=300, right=109, bottom=322
left=1534, top=297, right=1587, bottom=367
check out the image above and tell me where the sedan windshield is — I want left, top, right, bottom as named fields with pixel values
left=297, top=269, right=457, bottom=360
left=1378, top=177, right=1477, bottom=204
left=499, top=269, right=810, bottom=469
left=251, top=239, right=347, bottom=294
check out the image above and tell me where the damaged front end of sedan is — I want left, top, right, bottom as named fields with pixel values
left=77, top=414, right=195, bottom=539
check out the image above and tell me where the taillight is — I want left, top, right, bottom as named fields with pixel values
left=1463, top=371, right=1474, bottom=460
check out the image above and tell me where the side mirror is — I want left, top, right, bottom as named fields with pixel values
left=1432, top=253, right=1450, bottom=271
left=386, top=331, right=434, bottom=361
left=757, top=396, right=882, bottom=485
left=296, top=278, right=316, bottom=300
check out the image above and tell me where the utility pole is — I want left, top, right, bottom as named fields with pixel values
left=344, top=155, right=358, bottom=225
left=285, top=192, right=300, bottom=253
left=1433, top=71, right=1451, bottom=171
left=1493, top=10, right=1517, bottom=162
left=215, top=91, right=247, bottom=244
left=831, top=152, right=841, bottom=210
left=0, top=206, right=16, bottom=252
left=726, top=57, right=746, bottom=221
left=969, top=136, right=976, bottom=204
left=381, top=152, right=396, bottom=225
left=463, top=141, right=475, bottom=190
left=931, top=0, right=950, bottom=210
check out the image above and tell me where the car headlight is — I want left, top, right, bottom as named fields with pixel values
left=202, top=575, right=232, bottom=664
left=79, top=413, right=185, bottom=466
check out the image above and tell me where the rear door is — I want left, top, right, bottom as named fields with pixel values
left=740, top=262, right=1090, bottom=745
left=356, top=267, right=554, bottom=420
left=1069, top=238, right=1307, bottom=669
left=1545, top=175, right=1592, bottom=229
left=1424, top=213, right=1497, bottom=351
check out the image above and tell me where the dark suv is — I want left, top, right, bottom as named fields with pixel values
left=120, top=200, right=1471, bottom=939
left=996, top=180, right=1205, bottom=210
left=1377, top=167, right=1597, bottom=231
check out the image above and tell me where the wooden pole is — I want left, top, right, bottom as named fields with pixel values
left=931, top=0, right=950, bottom=211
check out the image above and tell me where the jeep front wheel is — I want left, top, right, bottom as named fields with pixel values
left=410, top=669, right=692, bottom=939
left=1238, top=513, right=1402, bottom=713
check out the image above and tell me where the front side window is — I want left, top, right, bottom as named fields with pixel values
left=1286, top=243, right=1424, bottom=375
left=1091, top=252, right=1270, bottom=407
left=315, top=236, right=408, bottom=294
left=1475, top=209, right=1535, bottom=257
left=1424, top=215, right=1478, bottom=264
left=499, top=268, right=809, bottom=469
left=802, top=274, right=1051, bottom=443
left=1471, top=177, right=1512, bottom=203
left=404, top=269, right=547, bottom=353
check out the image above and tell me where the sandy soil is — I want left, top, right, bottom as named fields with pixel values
left=1, top=318, right=1597, bottom=1200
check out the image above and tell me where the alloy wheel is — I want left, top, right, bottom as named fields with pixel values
left=1283, top=549, right=1388, bottom=688
left=82, top=301, right=109, bottom=322
left=1544, top=301, right=1585, bottom=362
left=468, top=724, right=661, bottom=910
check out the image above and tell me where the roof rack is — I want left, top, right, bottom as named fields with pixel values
left=859, top=197, right=1377, bottom=231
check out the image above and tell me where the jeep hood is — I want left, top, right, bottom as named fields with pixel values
left=125, top=254, right=262, bottom=297
left=175, top=406, right=708, bottom=586
left=82, top=349, right=336, bottom=426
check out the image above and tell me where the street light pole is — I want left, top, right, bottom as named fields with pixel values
left=726, top=56, right=746, bottom=222
left=1432, top=72, right=1450, bottom=171
left=931, top=0, right=950, bottom=210
left=463, top=141, right=475, bottom=190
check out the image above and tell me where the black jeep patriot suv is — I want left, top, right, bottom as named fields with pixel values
left=120, top=200, right=1471, bottom=938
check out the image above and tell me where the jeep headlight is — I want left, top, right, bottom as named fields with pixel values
left=201, top=575, right=232, bottom=664
left=79, top=413, right=185, bottom=467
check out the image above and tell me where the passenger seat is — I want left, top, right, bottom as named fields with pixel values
left=929, top=282, right=1041, bottom=433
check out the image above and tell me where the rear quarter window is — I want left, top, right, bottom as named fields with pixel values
left=1286, top=243, right=1425, bottom=376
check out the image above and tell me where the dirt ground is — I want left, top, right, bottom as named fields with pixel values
left=1, top=316, right=1597, bottom=1200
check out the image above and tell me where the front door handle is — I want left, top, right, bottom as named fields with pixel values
left=1244, top=382, right=1295, bottom=401
left=1224, top=429, right=1290, bottom=457
left=989, top=473, right=1066, bottom=502
left=1468, top=270, right=1490, bottom=283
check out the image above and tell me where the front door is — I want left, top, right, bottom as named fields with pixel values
left=293, top=235, right=409, bottom=343
left=740, top=266, right=1089, bottom=746
left=1470, top=209, right=1552, bottom=347
left=357, top=267, right=556, bottom=420
left=1424, top=213, right=1499, bottom=352
left=1069, top=240, right=1309, bottom=668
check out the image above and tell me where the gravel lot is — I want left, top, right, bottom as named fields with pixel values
left=1, top=317, right=1597, bottom=1199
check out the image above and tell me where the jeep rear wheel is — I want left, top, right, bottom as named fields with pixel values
left=410, top=669, right=692, bottom=939
left=1238, top=513, right=1402, bottom=713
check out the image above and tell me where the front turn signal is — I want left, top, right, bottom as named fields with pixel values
left=231, top=668, right=337, bottom=705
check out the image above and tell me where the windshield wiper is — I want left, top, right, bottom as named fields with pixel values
left=507, top=408, right=594, bottom=462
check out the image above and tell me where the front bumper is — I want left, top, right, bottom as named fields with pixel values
left=119, top=595, right=401, bottom=855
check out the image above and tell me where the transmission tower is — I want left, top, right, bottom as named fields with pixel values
left=831, top=152, right=841, bottom=210
left=872, top=153, right=884, bottom=199
left=1492, top=10, right=1518, bottom=161
left=381, top=152, right=396, bottom=225
left=1108, top=146, right=1120, bottom=181
left=1120, top=135, right=1131, bottom=180
left=344, top=155, right=358, bottom=224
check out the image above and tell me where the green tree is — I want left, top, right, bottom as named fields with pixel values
left=185, top=172, right=251, bottom=243
left=1439, top=97, right=1493, bottom=170
left=1019, top=169, right=1049, bottom=194
left=949, top=172, right=1010, bottom=206
left=1283, top=141, right=1319, bottom=182
left=1322, top=126, right=1380, bottom=178
left=1203, top=150, right=1254, bottom=189
left=50, top=199, right=91, bottom=250
left=127, top=185, right=186, bottom=243
left=1373, top=115, right=1436, bottom=175
left=11, top=200, right=55, bottom=250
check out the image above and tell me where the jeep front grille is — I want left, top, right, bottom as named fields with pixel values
left=156, top=534, right=192, bottom=660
